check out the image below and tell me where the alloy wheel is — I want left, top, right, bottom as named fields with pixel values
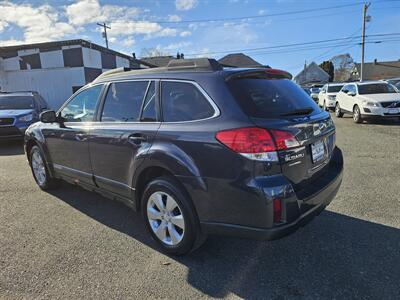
left=31, top=149, right=46, bottom=185
left=353, top=106, right=360, bottom=122
left=147, top=191, right=185, bottom=246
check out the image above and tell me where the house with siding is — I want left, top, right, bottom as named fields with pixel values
left=350, top=60, right=400, bottom=81
left=294, top=62, right=330, bottom=86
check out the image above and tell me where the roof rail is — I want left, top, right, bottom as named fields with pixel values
left=94, top=67, right=134, bottom=81
left=0, top=90, right=38, bottom=94
left=93, top=58, right=223, bottom=82
left=166, top=58, right=223, bottom=71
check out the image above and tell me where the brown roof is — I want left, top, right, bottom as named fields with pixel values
left=218, top=53, right=268, bottom=68
left=354, top=60, right=400, bottom=80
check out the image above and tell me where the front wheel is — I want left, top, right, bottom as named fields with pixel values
left=335, top=103, right=344, bottom=118
left=29, top=145, right=60, bottom=190
left=353, top=105, right=363, bottom=123
left=141, top=176, right=205, bottom=255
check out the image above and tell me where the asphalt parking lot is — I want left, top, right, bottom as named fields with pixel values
left=1, top=114, right=399, bottom=299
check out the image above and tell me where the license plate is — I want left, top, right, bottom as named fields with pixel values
left=388, top=108, right=399, bottom=114
left=311, top=140, right=325, bottom=163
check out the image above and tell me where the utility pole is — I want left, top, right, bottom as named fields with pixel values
left=360, top=2, right=371, bottom=82
left=97, top=22, right=111, bottom=49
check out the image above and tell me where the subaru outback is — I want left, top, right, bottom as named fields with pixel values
left=24, top=59, right=343, bottom=255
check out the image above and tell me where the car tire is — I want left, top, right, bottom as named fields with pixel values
left=353, top=105, right=363, bottom=123
left=141, top=176, right=206, bottom=255
left=29, top=145, right=60, bottom=190
left=335, top=103, right=344, bottom=118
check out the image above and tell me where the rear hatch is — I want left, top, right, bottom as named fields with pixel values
left=226, top=70, right=336, bottom=196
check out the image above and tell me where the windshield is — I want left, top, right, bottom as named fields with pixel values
left=327, top=85, right=343, bottom=93
left=358, top=83, right=397, bottom=94
left=227, top=79, right=320, bottom=119
left=0, top=96, right=34, bottom=110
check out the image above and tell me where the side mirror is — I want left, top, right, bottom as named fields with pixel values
left=40, top=110, right=57, bottom=123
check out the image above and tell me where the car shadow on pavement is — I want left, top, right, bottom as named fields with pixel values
left=0, top=140, right=24, bottom=156
left=48, top=184, right=400, bottom=299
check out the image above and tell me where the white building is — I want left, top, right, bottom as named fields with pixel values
left=294, top=62, right=330, bottom=86
left=0, top=39, right=148, bottom=109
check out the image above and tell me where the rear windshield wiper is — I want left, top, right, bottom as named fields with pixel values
left=280, top=107, right=314, bottom=117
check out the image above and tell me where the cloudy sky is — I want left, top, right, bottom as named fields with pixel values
left=0, top=0, right=399, bottom=75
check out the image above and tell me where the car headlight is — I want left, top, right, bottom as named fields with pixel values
left=18, top=114, right=33, bottom=122
left=327, top=95, right=336, bottom=100
left=362, top=100, right=380, bottom=107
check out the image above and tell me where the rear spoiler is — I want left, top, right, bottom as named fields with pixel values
left=225, top=68, right=292, bottom=81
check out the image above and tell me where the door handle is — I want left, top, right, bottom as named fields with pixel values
left=128, top=134, right=146, bottom=145
left=75, top=133, right=87, bottom=142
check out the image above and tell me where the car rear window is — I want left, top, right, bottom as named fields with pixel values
left=358, top=83, right=397, bottom=94
left=0, top=96, right=34, bottom=110
left=327, top=85, right=343, bottom=93
left=227, top=79, right=320, bottom=119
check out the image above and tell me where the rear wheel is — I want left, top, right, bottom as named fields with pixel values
left=353, top=105, right=362, bottom=123
left=335, top=103, right=343, bottom=118
left=29, top=146, right=60, bottom=190
left=141, top=176, right=205, bottom=255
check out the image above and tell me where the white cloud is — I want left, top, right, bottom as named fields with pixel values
left=156, top=28, right=177, bottom=37
left=0, top=20, right=8, bottom=32
left=107, top=20, right=162, bottom=37
left=175, top=0, right=197, bottom=11
left=122, top=37, right=136, bottom=47
left=0, top=1, right=76, bottom=43
left=0, top=39, right=25, bottom=46
left=180, top=31, right=192, bottom=37
left=168, top=15, right=182, bottom=22
left=65, top=0, right=140, bottom=26
left=258, top=9, right=266, bottom=15
left=165, top=41, right=192, bottom=50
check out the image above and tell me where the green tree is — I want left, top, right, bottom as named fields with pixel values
left=319, top=60, right=335, bottom=82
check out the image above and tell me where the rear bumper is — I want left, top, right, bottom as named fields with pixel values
left=199, top=147, right=343, bottom=240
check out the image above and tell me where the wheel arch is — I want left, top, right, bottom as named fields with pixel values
left=133, top=161, right=206, bottom=214
left=25, top=137, right=55, bottom=178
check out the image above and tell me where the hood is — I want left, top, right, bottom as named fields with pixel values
left=358, top=93, right=400, bottom=103
left=0, top=109, right=34, bottom=118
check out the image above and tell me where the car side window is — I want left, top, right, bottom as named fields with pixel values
left=161, top=81, right=215, bottom=122
left=348, top=85, right=356, bottom=94
left=101, top=81, right=148, bottom=122
left=141, top=81, right=157, bottom=122
left=60, top=85, right=102, bottom=122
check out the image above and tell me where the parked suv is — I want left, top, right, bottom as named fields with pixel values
left=335, top=81, right=400, bottom=123
left=25, top=59, right=343, bottom=255
left=0, top=91, right=47, bottom=139
left=318, top=83, right=344, bottom=111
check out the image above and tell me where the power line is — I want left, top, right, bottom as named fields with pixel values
left=184, top=32, right=400, bottom=56
left=153, top=2, right=365, bottom=24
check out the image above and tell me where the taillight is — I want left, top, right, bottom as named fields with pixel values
left=215, top=127, right=299, bottom=161
left=273, top=198, right=282, bottom=223
left=270, top=129, right=300, bottom=150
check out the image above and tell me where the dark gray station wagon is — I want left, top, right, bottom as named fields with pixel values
left=25, top=59, right=343, bottom=255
